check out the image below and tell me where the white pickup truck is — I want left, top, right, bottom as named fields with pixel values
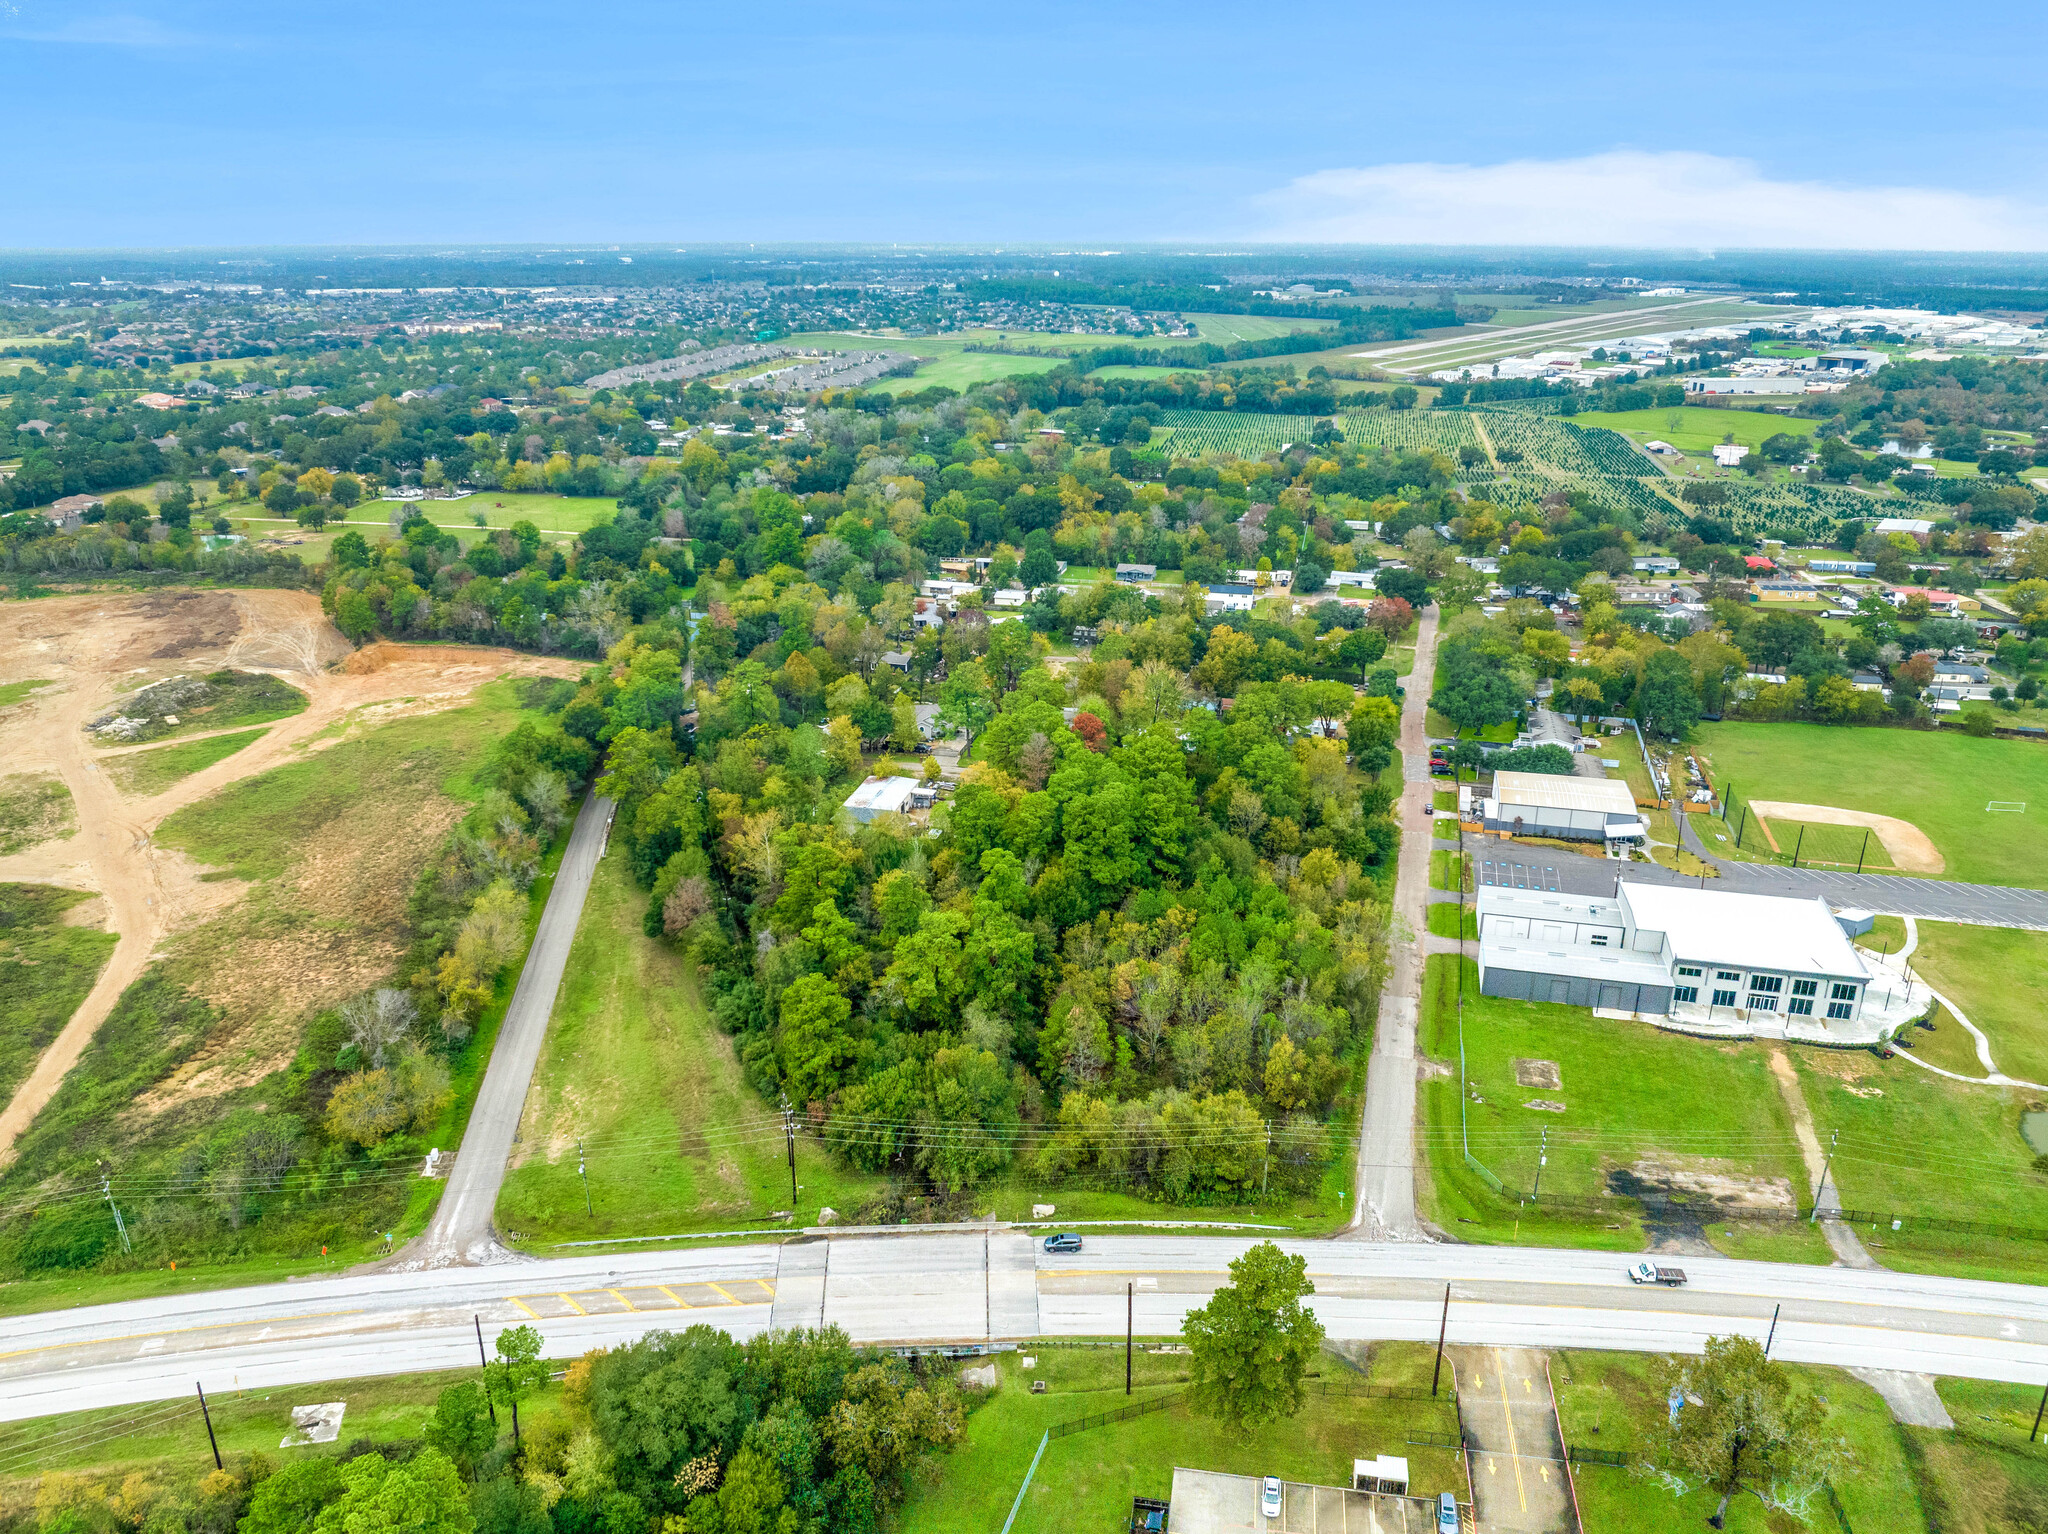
left=1627, top=1260, right=1687, bottom=1286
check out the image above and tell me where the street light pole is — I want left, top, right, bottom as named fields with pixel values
left=578, top=1138, right=591, bottom=1217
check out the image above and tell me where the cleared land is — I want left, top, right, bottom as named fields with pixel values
left=895, top=1343, right=1463, bottom=1534
left=101, top=727, right=269, bottom=796
left=1694, top=723, right=2048, bottom=889
left=0, top=590, right=579, bottom=1175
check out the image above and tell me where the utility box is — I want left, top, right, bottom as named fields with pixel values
left=1352, top=1456, right=1410, bottom=1495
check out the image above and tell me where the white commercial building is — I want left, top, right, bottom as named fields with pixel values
left=1465, top=771, right=1648, bottom=850
left=1477, top=882, right=1880, bottom=1030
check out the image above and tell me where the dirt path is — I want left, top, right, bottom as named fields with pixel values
left=1765, top=1048, right=1879, bottom=1270
left=0, top=591, right=579, bottom=1163
left=1747, top=800, right=1943, bottom=875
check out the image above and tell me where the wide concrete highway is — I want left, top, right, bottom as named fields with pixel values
left=4, top=1233, right=2044, bottom=1422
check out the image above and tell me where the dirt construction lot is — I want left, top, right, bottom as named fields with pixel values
left=0, top=590, right=579, bottom=1161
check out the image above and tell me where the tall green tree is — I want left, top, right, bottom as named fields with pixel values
left=486, top=1324, right=549, bottom=1444
left=1665, top=1335, right=1852, bottom=1529
left=1181, top=1241, right=1326, bottom=1428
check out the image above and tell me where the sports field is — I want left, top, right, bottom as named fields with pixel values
left=1694, top=723, right=2048, bottom=889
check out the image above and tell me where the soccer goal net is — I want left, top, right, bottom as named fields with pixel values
left=1986, top=801, right=2027, bottom=812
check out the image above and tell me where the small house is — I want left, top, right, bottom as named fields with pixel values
left=1114, top=563, right=1157, bottom=583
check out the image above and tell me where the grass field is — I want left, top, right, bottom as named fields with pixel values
left=1418, top=956, right=1830, bottom=1261
left=1791, top=1043, right=2048, bottom=1283
left=495, top=845, right=887, bottom=1244
left=234, top=491, right=620, bottom=541
left=0, top=679, right=52, bottom=710
left=0, top=771, right=74, bottom=854
left=1571, top=406, right=1818, bottom=454
left=1694, top=723, right=2048, bottom=889
left=895, top=1343, right=1464, bottom=1534
left=103, top=727, right=269, bottom=796
left=1180, top=312, right=1336, bottom=344
left=0, top=885, right=118, bottom=1108
left=1901, top=922, right=2048, bottom=1086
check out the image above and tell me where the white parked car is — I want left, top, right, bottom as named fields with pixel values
left=1261, top=1476, right=1283, bottom=1519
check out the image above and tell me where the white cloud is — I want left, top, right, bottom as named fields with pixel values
left=1254, top=150, right=2048, bottom=251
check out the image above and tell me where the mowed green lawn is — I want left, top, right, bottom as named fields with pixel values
left=1906, top=922, right=2048, bottom=1086
left=1417, top=957, right=1824, bottom=1259
left=1790, top=1043, right=2048, bottom=1284
left=1694, top=723, right=2048, bottom=889
left=494, top=845, right=887, bottom=1244
left=1571, top=406, right=1816, bottom=453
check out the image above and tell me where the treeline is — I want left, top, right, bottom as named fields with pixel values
left=27, top=1324, right=962, bottom=1534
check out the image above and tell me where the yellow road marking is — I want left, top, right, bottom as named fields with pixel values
left=608, top=1289, right=634, bottom=1311
left=509, top=1297, right=542, bottom=1319
left=558, top=1293, right=587, bottom=1315
left=0, top=1310, right=368, bottom=1363
left=708, top=1282, right=742, bottom=1306
left=659, top=1285, right=691, bottom=1308
left=1498, top=1352, right=1528, bottom=1514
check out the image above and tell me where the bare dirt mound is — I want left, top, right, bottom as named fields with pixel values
left=1746, top=799, right=1944, bottom=875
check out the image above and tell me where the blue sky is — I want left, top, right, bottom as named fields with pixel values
left=4, top=1, right=2047, bottom=248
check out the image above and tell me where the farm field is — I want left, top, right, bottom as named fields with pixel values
left=1693, top=722, right=2048, bottom=889
left=1570, top=405, right=1819, bottom=453
left=1148, top=408, right=1318, bottom=456
left=895, top=1343, right=1464, bottom=1534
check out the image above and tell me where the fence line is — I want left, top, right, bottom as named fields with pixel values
left=1047, top=1390, right=1181, bottom=1440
